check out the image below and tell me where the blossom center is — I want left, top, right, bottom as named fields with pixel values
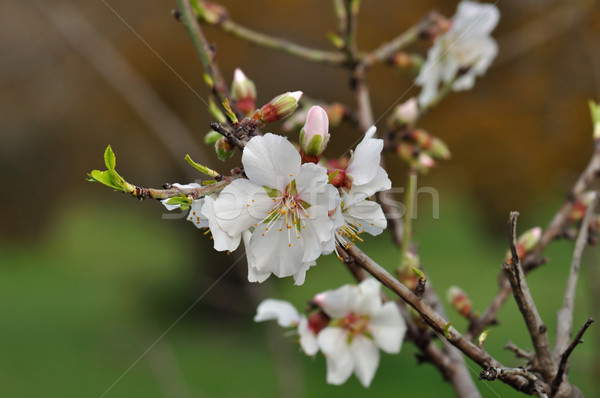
left=258, top=181, right=310, bottom=247
left=340, top=312, right=370, bottom=337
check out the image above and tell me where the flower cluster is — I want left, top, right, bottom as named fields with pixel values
left=164, top=104, right=390, bottom=285
left=416, top=1, right=500, bottom=107
left=255, top=278, right=406, bottom=387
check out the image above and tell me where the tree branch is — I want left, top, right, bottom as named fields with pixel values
left=214, top=15, right=345, bottom=65
left=503, top=212, right=556, bottom=380
left=343, top=244, right=545, bottom=395
left=555, top=192, right=597, bottom=356
left=131, top=174, right=240, bottom=200
left=176, top=0, right=239, bottom=115
left=551, top=317, right=594, bottom=396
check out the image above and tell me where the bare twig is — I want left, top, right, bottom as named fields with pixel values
left=213, top=12, right=345, bottom=65
left=505, top=341, right=534, bottom=361
left=503, top=212, right=556, bottom=380
left=555, top=192, right=597, bottom=356
left=551, top=317, right=595, bottom=396
left=480, top=367, right=548, bottom=398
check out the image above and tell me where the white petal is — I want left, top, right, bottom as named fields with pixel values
left=345, top=167, right=391, bottom=207
left=213, top=179, right=273, bottom=237
left=249, top=220, right=305, bottom=278
left=345, top=137, right=384, bottom=186
left=293, top=261, right=316, bottom=286
left=202, top=196, right=240, bottom=251
left=453, top=1, right=499, bottom=37
left=416, top=43, right=443, bottom=107
left=356, top=278, right=383, bottom=315
left=298, top=316, right=319, bottom=355
left=315, top=284, right=358, bottom=319
left=350, top=335, right=380, bottom=388
left=344, top=200, right=387, bottom=236
left=318, top=327, right=354, bottom=385
left=369, top=302, right=406, bottom=354
left=243, top=230, right=271, bottom=282
left=242, top=133, right=300, bottom=192
left=254, top=299, right=300, bottom=327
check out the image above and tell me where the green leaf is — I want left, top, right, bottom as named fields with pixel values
left=104, top=145, right=116, bottom=172
left=88, top=169, right=122, bottom=191
left=222, top=98, right=238, bottom=124
left=185, top=154, right=219, bottom=177
left=166, top=194, right=192, bottom=211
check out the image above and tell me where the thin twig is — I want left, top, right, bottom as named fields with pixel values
left=555, top=192, right=597, bottom=356
left=505, top=341, right=534, bottom=361
left=214, top=15, right=345, bottom=65
left=551, top=317, right=595, bottom=396
left=503, top=212, right=556, bottom=380
left=480, top=367, right=549, bottom=398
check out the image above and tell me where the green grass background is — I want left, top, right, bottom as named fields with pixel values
left=0, top=193, right=597, bottom=397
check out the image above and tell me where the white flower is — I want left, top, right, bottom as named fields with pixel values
left=333, top=127, right=391, bottom=250
left=212, top=133, right=339, bottom=285
left=314, top=278, right=406, bottom=387
left=416, top=1, right=500, bottom=107
left=254, top=298, right=319, bottom=355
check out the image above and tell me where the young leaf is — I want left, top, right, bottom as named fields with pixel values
left=104, top=145, right=116, bottom=172
left=185, top=154, right=220, bottom=177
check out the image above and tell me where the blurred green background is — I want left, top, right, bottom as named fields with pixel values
left=2, top=0, right=600, bottom=396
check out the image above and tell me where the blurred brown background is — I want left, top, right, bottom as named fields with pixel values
left=2, top=1, right=600, bottom=397
left=3, top=0, right=600, bottom=239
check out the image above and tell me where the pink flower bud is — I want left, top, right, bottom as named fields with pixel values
left=300, top=106, right=330, bottom=163
left=231, top=68, right=257, bottom=115
left=259, top=91, right=302, bottom=123
left=518, top=227, right=542, bottom=252
left=447, top=286, right=472, bottom=318
left=394, top=98, right=419, bottom=127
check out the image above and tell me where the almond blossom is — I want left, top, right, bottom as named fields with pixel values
left=330, top=127, right=391, bottom=251
left=416, top=1, right=500, bottom=107
left=212, top=133, right=339, bottom=285
left=255, top=278, right=406, bottom=387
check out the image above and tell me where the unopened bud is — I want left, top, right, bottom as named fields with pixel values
left=518, top=227, right=542, bottom=252
left=300, top=106, right=330, bottom=163
left=393, top=98, right=419, bottom=127
left=259, top=91, right=302, bottom=123
left=193, top=1, right=228, bottom=24
left=215, top=137, right=234, bottom=161
left=447, top=286, right=472, bottom=318
left=307, top=311, right=330, bottom=335
left=204, top=131, right=221, bottom=145
left=389, top=53, right=424, bottom=73
left=589, top=100, right=600, bottom=141
left=410, top=129, right=450, bottom=160
left=231, top=68, right=257, bottom=115
left=570, top=191, right=596, bottom=222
